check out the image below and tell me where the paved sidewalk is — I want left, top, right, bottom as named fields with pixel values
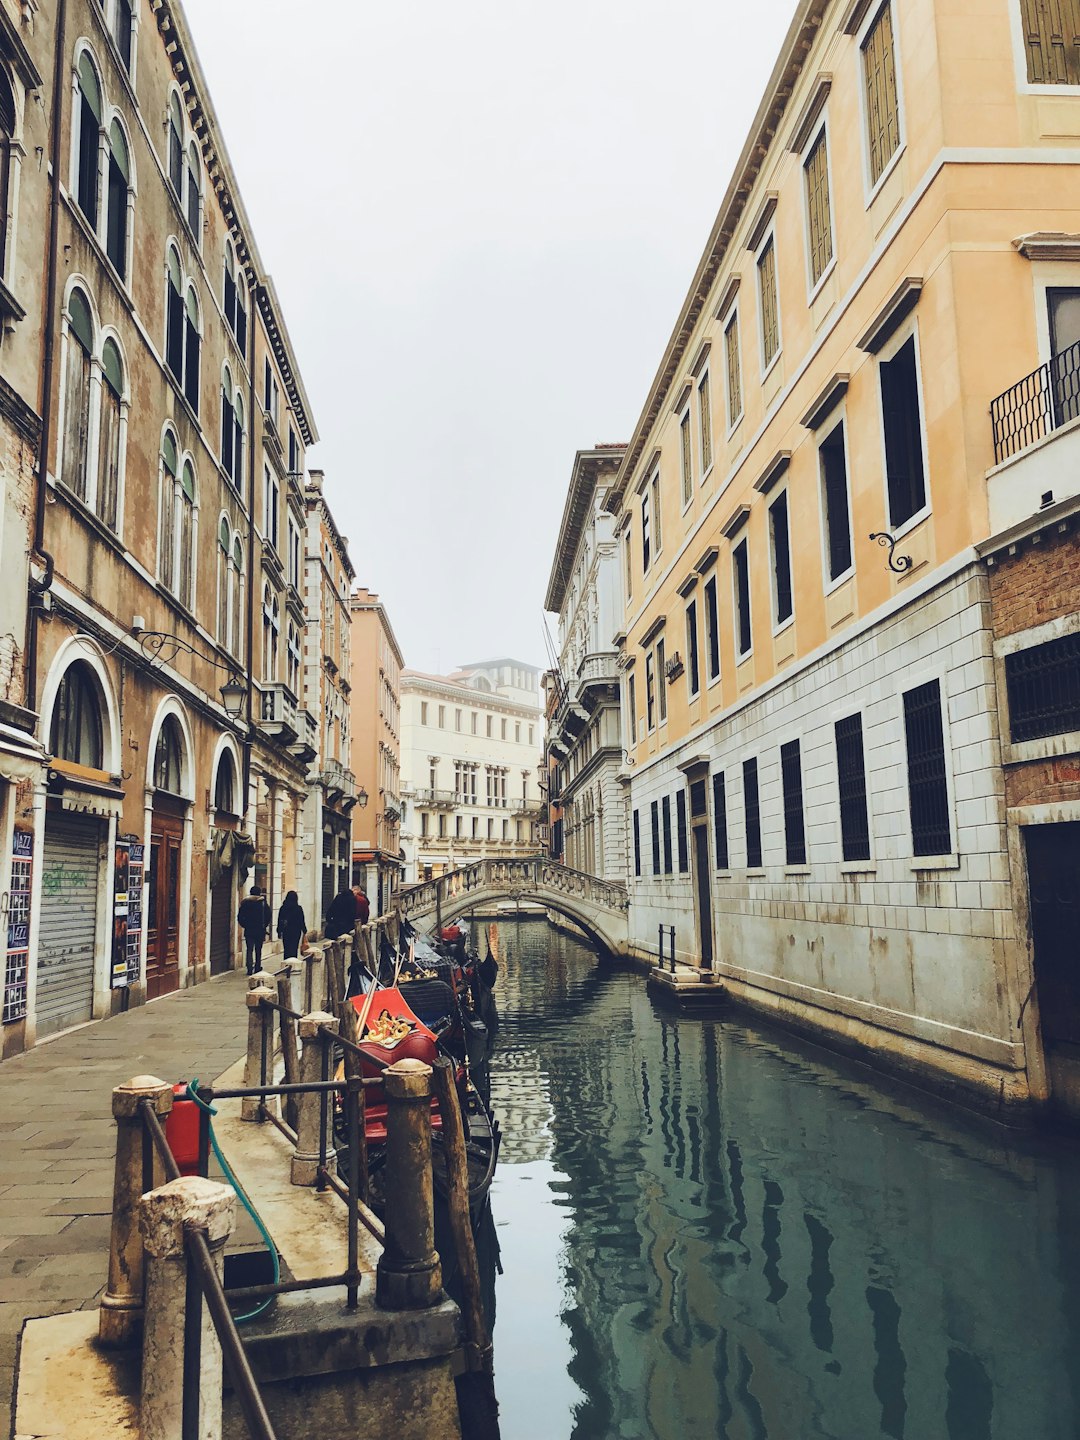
left=0, top=969, right=249, bottom=1434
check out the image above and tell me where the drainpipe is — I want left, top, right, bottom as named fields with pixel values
left=27, top=0, right=67, bottom=715
left=243, top=278, right=257, bottom=818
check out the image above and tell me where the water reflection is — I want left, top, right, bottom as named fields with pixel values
left=486, top=917, right=1080, bottom=1440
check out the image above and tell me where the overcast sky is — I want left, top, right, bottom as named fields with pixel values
left=184, top=0, right=795, bottom=676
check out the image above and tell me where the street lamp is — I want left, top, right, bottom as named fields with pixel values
left=219, top=676, right=246, bottom=719
left=357, top=786, right=369, bottom=809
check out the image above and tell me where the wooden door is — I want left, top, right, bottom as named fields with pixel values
left=146, top=810, right=183, bottom=998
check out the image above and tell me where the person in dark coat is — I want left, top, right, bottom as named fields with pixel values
left=324, top=886, right=358, bottom=941
left=352, top=888, right=370, bottom=925
left=276, top=890, right=306, bottom=959
left=237, top=886, right=271, bottom=976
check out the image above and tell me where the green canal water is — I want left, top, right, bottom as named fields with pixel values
left=481, top=916, right=1080, bottom=1440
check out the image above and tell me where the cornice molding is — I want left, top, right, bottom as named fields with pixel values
left=1013, top=231, right=1080, bottom=262
left=800, top=372, right=849, bottom=430
left=721, top=504, right=752, bottom=540
left=639, top=614, right=667, bottom=648
left=857, top=277, right=923, bottom=354
left=745, top=191, right=780, bottom=253
left=753, top=449, right=792, bottom=495
left=715, top=275, right=741, bottom=320
left=695, top=545, right=719, bottom=574
left=787, top=73, right=832, bottom=153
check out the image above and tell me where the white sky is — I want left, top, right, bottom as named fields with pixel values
left=183, top=0, right=795, bottom=675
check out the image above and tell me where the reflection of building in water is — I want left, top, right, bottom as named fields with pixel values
left=495, top=928, right=1073, bottom=1439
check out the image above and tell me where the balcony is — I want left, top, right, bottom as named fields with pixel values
left=412, top=787, right=456, bottom=809
left=258, top=682, right=298, bottom=746
left=319, top=756, right=358, bottom=806
left=988, top=341, right=1080, bottom=533
left=575, top=650, right=619, bottom=695
left=289, top=707, right=318, bottom=766
left=512, top=801, right=544, bottom=821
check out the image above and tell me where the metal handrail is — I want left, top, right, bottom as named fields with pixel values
left=990, top=337, right=1080, bottom=464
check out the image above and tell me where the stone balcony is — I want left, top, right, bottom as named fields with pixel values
left=319, top=756, right=358, bottom=805
left=258, top=682, right=299, bottom=746
left=412, top=787, right=456, bottom=810
left=289, top=707, right=318, bottom=766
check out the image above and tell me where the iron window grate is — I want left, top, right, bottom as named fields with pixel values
left=1005, top=632, right=1080, bottom=742
left=662, top=795, right=673, bottom=874
left=835, top=713, right=871, bottom=862
left=633, top=809, right=641, bottom=878
left=713, top=771, right=729, bottom=870
left=743, top=758, right=762, bottom=868
left=676, top=791, right=689, bottom=873
left=651, top=800, right=661, bottom=876
left=781, top=739, right=807, bottom=866
left=903, top=679, right=951, bottom=856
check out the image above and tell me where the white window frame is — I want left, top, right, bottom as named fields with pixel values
left=720, top=299, right=744, bottom=434
left=875, top=318, right=932, bottom=541
left=754, top=226, right=783, bottom=381
left=650, top=469, right=663, bottom=561
left=678, top=404, right=693, bottom=514
left=697, top=366, right=714, bottom=484
left=732, top=536, right=754, bottom=663
left=857, top=0, right=907, bottom=206
left=800, top=115, right=836, bottom=303
left=768, top=485, right=795, bottom=636
left=818, top=412, right=856, bottom=595
left=685, top=599, right=701, bottom=700
left=703, top=571, right=721, bottom=689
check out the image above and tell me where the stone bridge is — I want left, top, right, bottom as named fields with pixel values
left=400, top=856, right=629, bottom=957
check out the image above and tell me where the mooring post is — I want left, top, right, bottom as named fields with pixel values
left=98, top=1075, right=174, bottom=1347
left=376, top=1058, right=442, bottom=1310
left=139, top=1176, right=235, bottom=1440
left=242, top=985, right=275, bottom=1122
left=291, top=1012, right=338, bottom=1185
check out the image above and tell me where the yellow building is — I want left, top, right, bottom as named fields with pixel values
left=605, top=0, right=1080, bottom=1112
left=349, top=587, right=404, bottom=917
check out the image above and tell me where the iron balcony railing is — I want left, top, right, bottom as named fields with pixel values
left=990, top=338, right=1080, bottom=465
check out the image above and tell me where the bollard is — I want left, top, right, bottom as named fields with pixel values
left=376, top=1058, right=442, bottom=1310
left=242, top=985, right=275, bottom=1122
left=248, top=969, right=277, bottom=991
left=98, top=1075, right=174, bottom=1347
left=291, top=1012, right=338, bottom=1185
left=139, top=1177, right=236, bottom=1440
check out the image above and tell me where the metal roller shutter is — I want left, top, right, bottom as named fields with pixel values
left=37, top=814, right=103, bottom=1036
left=209, top=867, right=234, bottom=975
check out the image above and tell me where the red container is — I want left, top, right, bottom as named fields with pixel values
left=165, top=1082, right=202, bottom=1176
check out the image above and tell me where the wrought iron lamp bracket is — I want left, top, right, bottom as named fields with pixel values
left=868, top=532, right=914, bottom=575
left=133, top=629, right=246, bottom=717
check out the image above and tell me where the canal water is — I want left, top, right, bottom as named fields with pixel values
left=480, top=915, right=1080, bottom=1440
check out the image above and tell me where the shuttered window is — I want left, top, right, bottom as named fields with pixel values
left=769, top=490, right=793, bottom=627
left=680, top=411, right=693, bottom=506
left=633, top=809, right=641, bottom=877
left=863, top=3, right=901, bottom=185
left=676, top=791, right=689, bottom=873
left=698, top=373, right=713, bottom=473
left=713, top=771, right=729, bottom=870
left=1021, top=0, right=1080, bottom=84
left=835, top=713, right=871, bottom=862
left=743, top=758, right=762, bottom=869
left=758, top=238, right=780, bottom=368
left=804, top=128, right=833, bottom=286
left=903, top=679, right=951, bottom=857
left=650, top=800, right=661, bottom=876
left=662, top=796, right=673, bottom=874
left=781, top=739, right=807, bottom=866
left=724, top=311, right=742, bottom=425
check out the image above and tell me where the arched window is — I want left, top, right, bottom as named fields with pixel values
left=112, top=0, right=134, bottom=72
left=153, top=714, right=183, bottom=794
left=159, top=429, right=178, bottom=592
left=97, top=337, right=122, bottom=529
left=262, top=583, right=281, bottom=682
left=63, top=287, right=93, bottom=500
left=178, top=460, right=195, bottom=609
left=185, top=140, right=200, bottom=238
left=165, top=244, right=183, bottom=380
left=232, top=392, right=245, bottom=489
left=75, top=52, right=102, bottom=227
left=231, top=536, right=244, bottom=658
left=167, top=92, right=183, bottom=195
left=105, top=119, right=129, bottom=278
left=223, top=241, right=247, bottom=352
left=214, top=750, right=237, bottom=815
left=287, top=620, right=301, bottom=695
left=217, top=516, right=231, bottom=644
left=221, top=367, right=243, bottom=487
left=50, top=661, right=103, bottom=768
left=183, top=284, right=200, bottom=412
left=0, top=71, right=15, bottom=277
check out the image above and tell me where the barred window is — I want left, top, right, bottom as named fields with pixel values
left=903, top=679, right=951, bottom=856
left=662, top=795, right=673, bottom=874
left=1005, top=632, right=1080, bottom=741
left=633, top=809, right=641, bottom=877
left=743, top=758, right=762, bottom=869
left=781, top=739, right=807, bottom=866
left=758, top=238, right=780, bottom=369
left=680, top=410, right=693, bottom=506
left=1021, top=0, right=1080, bottom=85
left=804, top=128, right=833, bottom=286
left=724, top=311, right=743, bottom=425
left=676, top=791, right=689, bottom=873
left=698, top=372, right=713, bottom=473
left=863, top=3, right=901, bottom=185
left=835, top=713, right=871, bottom=862
left=651, top=799, right=661, bottom=876
left=713, top=771, right=729, bottom=870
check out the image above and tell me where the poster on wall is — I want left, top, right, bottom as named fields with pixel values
left=110, top=838, right=130, bottom=988
left=2, top=829, right=32, bottom=1023
left=126, top=843, right=143, bottom=987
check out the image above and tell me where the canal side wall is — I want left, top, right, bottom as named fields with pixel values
left=626, top=560, right=1041, bottom=1112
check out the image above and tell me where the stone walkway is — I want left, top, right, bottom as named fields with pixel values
left=0, top=969, right=249, bottom=1435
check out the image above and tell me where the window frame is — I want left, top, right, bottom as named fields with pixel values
left=834, top=710, right=874, bottom=865
left=876, top=321, right=931, bottom=540
left=901, top=674, right=956, bottom=861
left=732, top=537, right=753, bottom=662
left=703, top=572, right=721, bottom=688
left=818, top=415, right=856, bottom=593
left=857, top=0, right=906, bottom=205
left=721, top=300, right=744, bottom=433
left=685, top=598, right=701, bottom=699
left=678, top=404, right=694, bottom=513
left=755, top=228, right=782, bottom=380
left=768, top=486, right=794, bottom=634
left=800, top=116, right=836, bottom=301
left=697, top=367, right=714, bottom=482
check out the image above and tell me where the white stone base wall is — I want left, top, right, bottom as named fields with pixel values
left=627, top=563, right=1036, bottom=1104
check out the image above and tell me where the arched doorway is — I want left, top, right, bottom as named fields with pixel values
left=146, top=713, right=187, bottom=998
left=208, top=748, right=240, bottom=975
left=39, top=659, right=110, bottom=1036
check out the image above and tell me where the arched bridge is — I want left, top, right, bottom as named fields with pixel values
left=401, top=856, right=629, bottom=957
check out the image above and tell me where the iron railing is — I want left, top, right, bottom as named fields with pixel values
left=990, top=338, right=1080, bottom=464
left=657, top=924, right=677, bottom=972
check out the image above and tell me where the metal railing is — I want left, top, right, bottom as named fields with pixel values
left=990, top=338, right=1080, bottom=464
left=657, top=924, right=677, bottom=973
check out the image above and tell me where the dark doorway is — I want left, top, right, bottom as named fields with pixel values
left=692, top=824, right=714, bottom=969
left=1027, top=821, right=1080, bottom=1063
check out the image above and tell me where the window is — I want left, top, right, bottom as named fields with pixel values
left=167, top=92, right=184, bottom=196
left=713, top=771, right=729, bottom=870
left=903, top=679, right=951, bottom=856
left=108, top=0, right=136, bottom=70
left=287, top=621, right=300, bottom=695
left=633, top=810, right=641, bottom=877
left=217, top=519, right=244, bottom=659
left=455, top=709, right=462, bottom=732
left=261, top=584, right=280, bottom=682
left=769, top=491, right=793, bottom=627
left=438, top=705, right=445, bottom=727
left=486, top=817, right=493, bottom=840
left=757, top=236, right=780, bottom=370
left=470, top=712, right=477, bottom=735
left=627, top=672, right=637, bottom=745
left=183, top=285, right=201, bottom=412
left=1021, top=0, right=1080, bottom=84
left=223, top=241, right=248, bottom=353
left=743, top=758, right=762, bottom=868
left=661, top=795, right=673, bottom=874
left=264, top=357, right=279, bottom=427
left=651, top=472, right=663, bottom=556
left=650, top=799, right=661, bottom=876
left=656, top=639, right=667, bottom=725
left=154, top=716, right=184, bottom=794
left=863, top=2, right=901, bottom=185
left=724, top=309, right=743, bottom=427
left=820, top=421, right=852, bottom=583
left=694, top=577, right=718, bottom=688
left=61, top=288, right=126, bottom=531
left=62, top=288, right=93, bottom=501
left=698, top=372, right=713, bottom=475
left=804, top=127, right=833, bottom=288
left=214, top=752, right=236, bottom=815
left=1005, top=633, right=1080, bottom=741
left=421, top=702, right=429, bottom=725
left=106, top=120, right=130, bottom=278
left=641, top=486, right=652, bottom=572
left=75, top=52, right=102, bottom=228
left=221, top=367, right=244, bottom=488
left=733, top=539, right=752, bottom=658
left=781, top=739, right=807, bottom=866
left=835, top=713, right=871, bottom=862
left=880, top=335, right=926, bottom=529
left=485, top=714, right=493, bottom=738
left=264, top=465, right=279, bottom=549
left=421, top=811, right=430, bottom=838
left=676, top=791, right=689, bottom=873
left=515, top=721, right=521, bottom=742
left=645, top=651, right=656, bottom=731
left=166, top=245, right=184, bottom=382
left=624, top=530, right=633, bottom=601
left=159, top=430, right=178, bottom=593
left=680, top=409, right=693, bottom=507
left=51, top=661, right=103, bottom=767
left=185, top=141, right=201, bottom=239
left=0, top=72, right=15, bottom=279
left=529, top=725, right=534, bottom=745
left=96, top=339, right=122, bottom=530
left=686, top=600, right=700, bottom=698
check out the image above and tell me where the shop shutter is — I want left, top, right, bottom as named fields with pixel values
left=209, top=866, right=233, bottom=975
left=37, top=814, right=102, bottom=1035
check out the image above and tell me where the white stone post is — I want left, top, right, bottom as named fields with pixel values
left=291, top=1012, right=338, bottom=1185
left=242, top=984, right=274, bottom=1122
left=139, top=1177, right=235, bottom=1440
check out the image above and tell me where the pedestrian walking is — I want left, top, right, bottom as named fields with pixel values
left=276, top=890, right=307, bottom=959
left=238, top=886, right=271, bottom=975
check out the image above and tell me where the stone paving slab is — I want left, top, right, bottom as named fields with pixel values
left=0, top=969, right=250, bottom=1436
